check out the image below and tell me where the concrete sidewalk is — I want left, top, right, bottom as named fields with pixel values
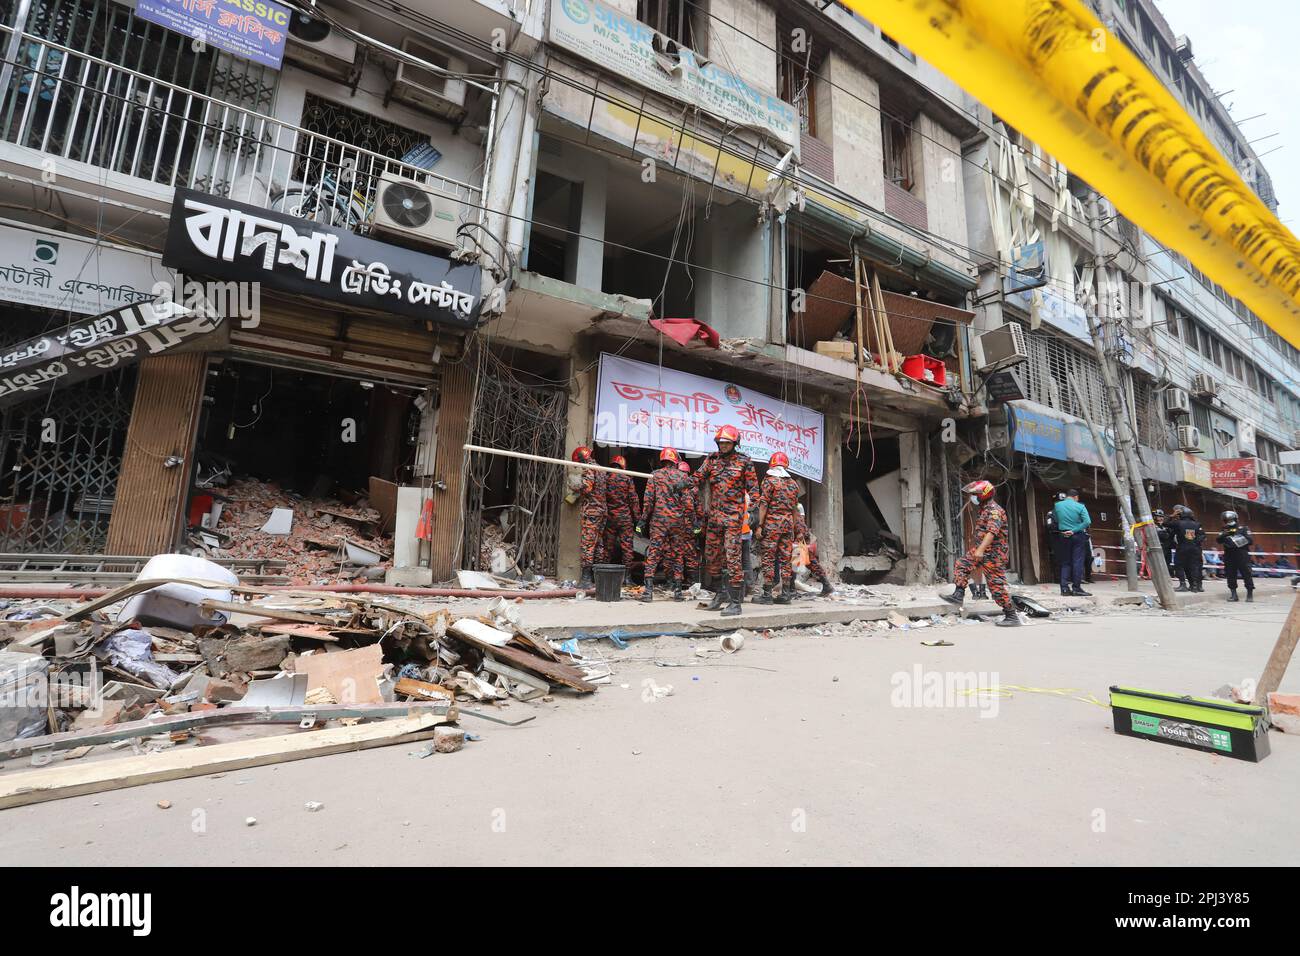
left=442, top=576, right=1298, bottom=639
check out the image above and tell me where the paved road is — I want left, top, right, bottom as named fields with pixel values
left=3, top=597, right=1297, bottom=865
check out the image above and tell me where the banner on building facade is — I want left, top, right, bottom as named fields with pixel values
left=0, top=223, right=171, bottom=315
left=1180, top=452, right=1212, bottom=488
left=548, top=0, right=798, bottom=147
left=1006, top=284, right=1091, bottom=345
left=1007, top=402, right=1067, bottom=460
left=162, top=189, right=481, bottom=328
left=593, top=353, right=825, bottom=482
left=0, top=301, right=223, bottom=408
left=135, top=0, right=290, bottom=70
left=1210, top=457, right=1258, bottom=489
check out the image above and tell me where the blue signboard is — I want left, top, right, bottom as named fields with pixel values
left=135, top=0, right=290, bottom=70
left=1008, top=404, right=1068, bottom=460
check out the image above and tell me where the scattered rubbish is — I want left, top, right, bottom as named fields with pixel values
left=117, top=553, right=238, bottom=630
left=920, top=640, right=955, bottom=647
left=238, top=673, right=309, bottom=707
left=260, top=507, right=295, bottom=535
left=157, top=800, right=171, bottom=809
left=1268, top=693, right=1300, bottom=734
left=719, top=632, right=745, bottom=654
left=305, top=802, right=324, bottom=812
left=245, top=817, right=258, bottom=827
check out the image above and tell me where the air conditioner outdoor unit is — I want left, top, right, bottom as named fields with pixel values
left=1176, top=425, right=1201, bottom=452
left=1162, top=387, right=1191, bottom=417
left=369, top=171, right=462, bottom=250
left=1191, top=372, right=1217, bottom=398
left=1175, top=35, right=1194, bottom=62
left=977, top=322, right=1028, bottom=371
left=393, top=38, right=469, bottom=122
left=1261, top=461, right=1286, bottom=483
left=284, top=7, right=359, bottom=82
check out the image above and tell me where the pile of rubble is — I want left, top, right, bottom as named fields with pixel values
left=196, top=479, right=395, bottom=584
left=0, top=571, right=605, bottom=808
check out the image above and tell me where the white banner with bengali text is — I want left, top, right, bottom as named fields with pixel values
left=593, top=353, right=824, bottom=482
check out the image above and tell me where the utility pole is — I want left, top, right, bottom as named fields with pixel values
left=1087, top=193, right=1178, bottom=609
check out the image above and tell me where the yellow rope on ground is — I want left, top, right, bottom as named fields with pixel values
left=957, top=685, right=1108, bottom=708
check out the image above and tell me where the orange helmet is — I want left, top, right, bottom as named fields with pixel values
left=962, top=479, right=996, bottom=501
left=715, top=424, right=740, bottom=445
left=769, top=452, right=790, bottom=469
left=678, top=461, right=691, bottom=473
left=659, top=447, right=680, bottom=463
left=571, top=446, right=593, bottom=463
left=610, top=455, right=627, bottom=469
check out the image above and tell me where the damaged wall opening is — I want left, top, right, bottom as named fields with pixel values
left=841, top=431, right=904, bottom=582
left=190, top=357, right=428, bottom=577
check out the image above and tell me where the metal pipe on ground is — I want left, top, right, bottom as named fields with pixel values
left=0, top=585, right=590, bottom=600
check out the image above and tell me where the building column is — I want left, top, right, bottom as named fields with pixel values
left=810, top=411, right=843, bottom=580
left=556, top=348, right=596, bottom=582
left=427, top=358, right=479, bottom=582
left=898, top=429, right=936, bottom=583
left=106, top=352, right=207, bottom=555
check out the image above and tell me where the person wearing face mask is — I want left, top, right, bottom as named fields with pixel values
left=1216, top=510, right=1255, bottom=603
left=941, top=479, right=1021, bottom=627
left=695, top=424, right=759, bottom=617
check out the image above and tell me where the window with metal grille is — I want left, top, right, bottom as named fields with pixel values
left=637, top=0, right=699, bottom=51
left=0, top=0, right=277, bottom=194
left=881, top=105, right=914, bottom=191
left=1022, top=328, right=1112, bottom=424
left=1133, top=379, right=1167, bottom=450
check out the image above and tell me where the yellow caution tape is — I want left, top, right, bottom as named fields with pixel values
left=842, top=0, right=1300, bottom=349
left=1129, top=519, right=1152, bottom=536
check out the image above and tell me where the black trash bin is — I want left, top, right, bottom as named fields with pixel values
left=592, top=564, right=625, bottom=601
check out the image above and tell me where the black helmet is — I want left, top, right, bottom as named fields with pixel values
left=1222, top=510, right=1238, bottom=524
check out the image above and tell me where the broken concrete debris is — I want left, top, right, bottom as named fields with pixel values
left=0, top=557, right=609, bottom=806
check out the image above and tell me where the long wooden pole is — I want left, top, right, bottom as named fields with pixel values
left=462, top=444, right=655, bottom=479
left=1257, top=589, right=1300, bottom=712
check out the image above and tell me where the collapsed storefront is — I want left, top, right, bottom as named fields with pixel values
left=0, top=192, right=484, bottom=584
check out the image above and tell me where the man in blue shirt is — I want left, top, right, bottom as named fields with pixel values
left=1053, top=489, right=1092, bottom=597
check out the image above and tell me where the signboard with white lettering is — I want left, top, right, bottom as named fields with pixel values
left=0, top=301, right=223, bottom=408
left=0, top=223, right=171, bottom=315
left=549, top=0, right=798, bottom=146
left=162, top=189, right=481, bottom=329
left=135, top=0, right=290, bottom=71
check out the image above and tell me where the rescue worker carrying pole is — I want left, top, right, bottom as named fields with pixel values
left=755, top=452, right=799, bottom=605
left=695, top=424, right=759, bottom=617
left=601, top=455, right=641, bottom=567
left=637, top=448, right=689, bottom=602
left=941, top=479, right=1021, bottom=627
left=1216, top=510, right=1255, bottom=603
left=1171, top=506, right=1206, bottom=593
left=569, top=446, right=606, bottom=589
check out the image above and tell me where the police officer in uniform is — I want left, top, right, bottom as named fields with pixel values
left=1171, top=506, right=1206, bottom=592
left=1153, top=509, right=1176, bottom=581
left=1216, top=510, right=1255, bottom=603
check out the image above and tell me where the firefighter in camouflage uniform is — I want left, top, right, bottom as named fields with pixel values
left=570, top=446, right=606, bottom=589
left=677, top=459, right=701, bottom=584
left=637, top=447, right=690, bottom=602
left=600, top=455, right=641, bottom=566
left=694, top=424, right=759, bottom=617
left=756, top=452, right=799, bottom=605
left=941, top=479, right=1021, bottom=627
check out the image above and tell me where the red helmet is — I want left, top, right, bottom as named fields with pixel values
left=962, top=479, right=996, bottom=501
left=571, top=446, right=593, bottom=463
left=659, top=447, right=680, bottom=463
left=677, top=461, right=691, bottom=473
left=610, top=455, right=627, bottom=469
left=769, top=452, right=790, bottom=469
left=715, top=424, right=740, bottom=445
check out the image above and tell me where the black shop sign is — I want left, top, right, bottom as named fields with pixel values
left=162, top=188, right=481, bottom=328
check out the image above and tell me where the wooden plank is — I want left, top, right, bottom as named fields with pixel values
left=1258, top=589, right=1300, bottom=710
left=253, top=622, right=342, bottom=642
left=449, top=628, right=598, bottom=693
left=198, top=600, right=341, bottom=625
left=394, top=677, right=455, bottom=701
left=0, top=714, right=447, bottom=809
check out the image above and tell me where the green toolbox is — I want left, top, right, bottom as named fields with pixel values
left=1109, top=686, right=1271, bottom=763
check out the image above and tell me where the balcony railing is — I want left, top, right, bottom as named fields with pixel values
left=0, top=26, right=483, bottom=235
